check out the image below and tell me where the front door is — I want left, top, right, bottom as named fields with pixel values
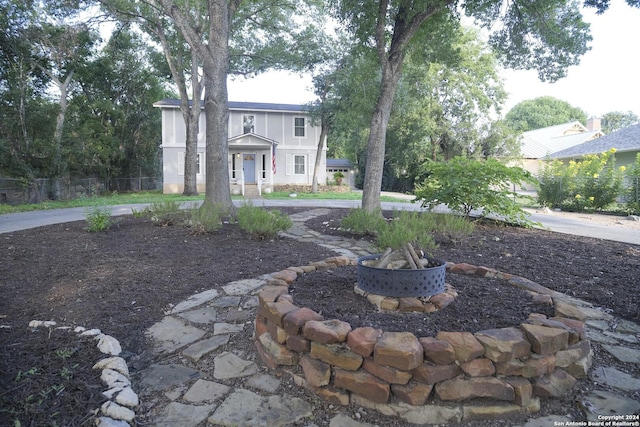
left=243, top=154, right=256, bottom=183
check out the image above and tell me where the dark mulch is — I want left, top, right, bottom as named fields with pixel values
left=0, top=206, right=639, bottom=426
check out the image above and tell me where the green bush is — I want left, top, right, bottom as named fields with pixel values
left=414, top=157, right=536, bottom=226
left=85, top=205, right=114, bottom=232
left=236, top=203, right=292, bottom=239
left=433, top=212, right=476, bottom=244
left=187, top=204, right=225, bottom=234
left=148, top=200, right=186, bottom=226
left=538, top=149, right=625, bottom=212
left=624, top=153, right=640, bottom=215
left=340, top=208, right=386, bottom=236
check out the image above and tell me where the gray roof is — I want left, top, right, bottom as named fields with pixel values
left=153, top=99, right=309, bottom=113
left=550, top=123, right=640, bottom=159
left=519, top=121, right=603, bottom=159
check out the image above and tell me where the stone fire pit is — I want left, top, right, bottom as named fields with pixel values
left=254, top=256, right=592, bottom=424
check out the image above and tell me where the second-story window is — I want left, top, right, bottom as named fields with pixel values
left=294, top=117, right=305, bottom=137
left=243, top=115, right=255, bottom=134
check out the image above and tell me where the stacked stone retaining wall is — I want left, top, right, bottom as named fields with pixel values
left=254, top=256, right=593, bottom=423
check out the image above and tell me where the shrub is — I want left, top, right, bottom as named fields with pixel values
left=376, top=210, right=438, bottom=255
left=340, top=208, right=387, bottom=236
left=414, top=157, right=536, bottom=226
left=236, top=203, right=292, bottom=239
left=148, top=200, right=186, bottom=226
left=85, top=205, right=114, bottom=232
left=624, top=153, right=640, bottom=215
left=187, top=204, right=225, bottom=234
left=433, top=212, right=476, bottom=244
left=538, top=149, right=625, bottom=212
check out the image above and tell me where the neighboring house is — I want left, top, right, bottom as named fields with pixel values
left=326, top=158, right=355, bottom=188
left=549, top=123, right=640, bottom=170
left=154, top=100, right=326, bottom=194
left=516, top=118, right=604, bottom=189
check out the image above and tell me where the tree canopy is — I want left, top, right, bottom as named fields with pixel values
left=601, top=111, right=640, bottom=134
left=504, top=96, right=588, bottom=133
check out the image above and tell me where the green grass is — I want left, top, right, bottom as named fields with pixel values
left=262, top=191, right=412, bottom=203
left=0, top=190, right=413, bottom=215
left=0, top=191, right=204, bottom=215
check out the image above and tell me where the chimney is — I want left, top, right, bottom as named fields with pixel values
left=587, top=117, right=601, bottom=132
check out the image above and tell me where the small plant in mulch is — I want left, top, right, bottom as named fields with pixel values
left=236, top=203, right=293, bottom=239
left=339, top=208, right=386, bottom=236
left=85, top=205, right=115, bottom=232
left=1, top=328, right=103, bottom=427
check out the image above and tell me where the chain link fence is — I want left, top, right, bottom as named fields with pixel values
left=0, top=177, right=161, bottom=205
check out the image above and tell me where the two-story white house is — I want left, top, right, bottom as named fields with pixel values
left=154, top=100, right=326, bottom=194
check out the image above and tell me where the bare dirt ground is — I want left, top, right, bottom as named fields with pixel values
left=1, top=206, right=639, bottom=426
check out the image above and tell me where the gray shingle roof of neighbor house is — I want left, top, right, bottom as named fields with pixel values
left=549, top=123, right=640, bottom=159
left=153, top=99, right=310, bottom=113
left=519, top=121, right=604, bottom=159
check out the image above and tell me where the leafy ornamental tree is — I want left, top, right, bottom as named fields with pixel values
left=414, top=156, right=537, bottom=226
left=331, top=0, right=593, bottom=212
left=504, top=96, right=588, bottom=133
left=601, top=111, right=640, bottom=134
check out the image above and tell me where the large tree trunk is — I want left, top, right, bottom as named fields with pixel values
left=159, top=0, right=235, bottom=211
left=361, top=63, right=403, bottom=212
left=202, top=0, right=234, bottom=211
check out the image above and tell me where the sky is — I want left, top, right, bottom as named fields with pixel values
left=227, top=1, right=640, bottom=119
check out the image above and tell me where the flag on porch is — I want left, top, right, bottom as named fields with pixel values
left=272, top=144, right=277, bottom=174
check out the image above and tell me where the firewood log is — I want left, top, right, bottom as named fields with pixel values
left=401, top=244, right=418, bottom=269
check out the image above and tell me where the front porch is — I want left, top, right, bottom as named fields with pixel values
left=228, top=134, right=277, bottom=197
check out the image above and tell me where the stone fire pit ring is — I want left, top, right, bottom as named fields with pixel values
left=357, top=254, right=446, bottom=297
left=255, top=256, right=593, bottom=424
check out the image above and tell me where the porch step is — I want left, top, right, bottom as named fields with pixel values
left=243, top=184, right=262, bottom=199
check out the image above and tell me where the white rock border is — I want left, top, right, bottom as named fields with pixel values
left=27, top=320, right=138, bottom=426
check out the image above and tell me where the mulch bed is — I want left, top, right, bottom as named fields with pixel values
left=1, top=206, right=639, bottom=426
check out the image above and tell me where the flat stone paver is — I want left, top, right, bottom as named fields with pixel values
left=153, top=401, right=215, bottom=427
left=213, top=352, right=259, bottom=380
left=138, top=364, right=201, bottom=394
left=581, top=390, right=640, bottom=422
left=592, top=366, right=640, bottom=391
left=182, top=379, right=231, bottom=403
left=329, top=414, right=379, bottom=427
left=182, top=335, right=230, bottom=361
left=222, top=278, right=267, bottom=295
left=176, top=307, right=218, bottom=324
left=246, top=373, right=281, bottom=393
left=169, top=289, right=219, bottom=314
left=146, top=316, right=206, bottom=353
left=602, top=345, right=640, bottom=364
left=207, top=389, right=313, bottom=427
left=213, top=322, right=245, bottom=335
left=211, top=295, right=241, bottom=308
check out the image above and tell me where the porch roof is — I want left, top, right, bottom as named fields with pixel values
left=228, top=133, right=278, bottom=151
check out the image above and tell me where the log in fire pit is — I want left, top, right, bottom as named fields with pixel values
left=357, top=244, right=446, bottom=297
